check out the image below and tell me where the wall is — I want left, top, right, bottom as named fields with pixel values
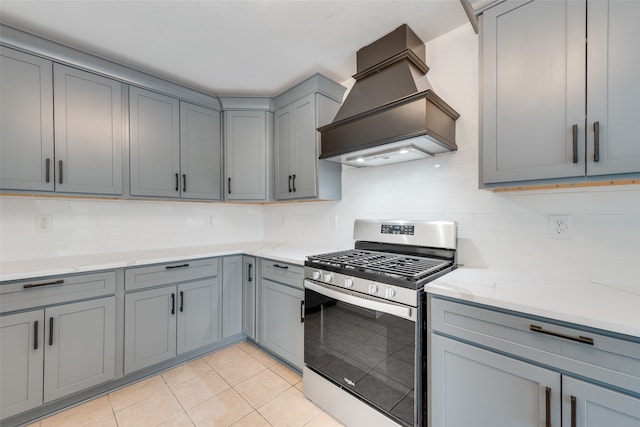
left=0, top=197, right=262, bottom=261
left=262, top=24, right=640, bottom=290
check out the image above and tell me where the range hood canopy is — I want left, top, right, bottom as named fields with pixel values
left=318, top=24, right=460, bottom=167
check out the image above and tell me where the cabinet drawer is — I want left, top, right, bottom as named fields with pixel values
left=260, top=259, right=303, bottom=289
left=0, top=271, right=116, bottom=313
left=429, top=296, right=640, bottom=395
left=125, top=258, right=219, bottom=291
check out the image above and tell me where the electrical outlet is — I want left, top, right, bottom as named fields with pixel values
left=548, top=215, right=569, bottom=239
left=36, top=215, right=52, bottom=233
left=331, top=215, right=338, bottom=229
left=207, top=216, right=215, bottom=228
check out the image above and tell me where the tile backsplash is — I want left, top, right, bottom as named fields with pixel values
left=1, top=24, right=639, bottom=291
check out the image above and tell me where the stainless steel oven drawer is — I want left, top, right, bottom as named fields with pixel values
left=125, top=258, right=219, bottom=291
left=429, top=296, right=640, bottom=396
left=260, top=259, right=303, bottom=289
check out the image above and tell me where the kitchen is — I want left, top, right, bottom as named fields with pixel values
left=1, top=1, right=639, bottom=426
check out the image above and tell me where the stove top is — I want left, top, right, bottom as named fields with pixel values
left=306, top=249, right=450, bottom=283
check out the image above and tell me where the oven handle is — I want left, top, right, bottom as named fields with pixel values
left=304, top=280, right=416, bottom=322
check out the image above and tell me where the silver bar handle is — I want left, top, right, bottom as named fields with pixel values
left=530, top=324, right=594, bottom=345
left=292, top=174, right=296, bottom=192
left=572, top=124, right=578, bottom=164
left=48, top=317, right=54, bottom=346
left=300, top=300, right=305, bottom=323
left=58, top=160, right=63, bottom=184
left=571, top=396, right=577, bottom=427
left=34, top=320, right=39, bottom=350
left=23, top=279, right=64, bottom=289
left=45, top=158, right=51, bottom=183
left=304, top=280, right=416, bottom=322
left=593, top=121, right=600, bottom=162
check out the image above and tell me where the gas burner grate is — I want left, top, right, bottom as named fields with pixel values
left=307, top=249, right=450, bottom=282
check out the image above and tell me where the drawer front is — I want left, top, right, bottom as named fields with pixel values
left=429, top=296, right=640, bottom=395
left=0, top=271, right=116, bottom=313
left=260, top=259, right=304, bottom=289
left=125, top=258, right=219, bottom=291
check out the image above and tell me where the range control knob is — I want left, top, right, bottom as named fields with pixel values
left=344, top=278, right=354, bottom=288
left=323, top=273, right=333, bottom=283
left=312, top=271, right=321, bottom=280
left=385, top=288, right=396, bottom=298
left=368, top=284, right=378, bottom=294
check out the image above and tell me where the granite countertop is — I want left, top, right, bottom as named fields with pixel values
left=426, top=267, right=640, bottom=339
left=3, top=246, right=638, bottom=339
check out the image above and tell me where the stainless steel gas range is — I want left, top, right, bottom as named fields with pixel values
left=302, top=219, right=457, bottom=427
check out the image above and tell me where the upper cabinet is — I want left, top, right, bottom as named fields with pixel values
left=0, top=47, right=54, bottom=192
left=481, top=0, right=640, bottom=187
left=130, top=87, right=222, bottom=200
left=223, top=107, right=272, bottom=201
left=273, top=75, right=345, bottom=201
left=1, top=48, right=123, bottom=195
left=53, top=64, right=124, bottom=195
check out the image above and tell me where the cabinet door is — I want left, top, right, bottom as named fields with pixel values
left=0, top=47, right=54, bottom=192
left=180, top=102, right=222, bottom=200
left=274, top=104, right=295, bottom=200
left=291, top=93, right=318, bottom=199
left=224, top=110, right=266, bottom=200
left=124, top=286, right=177, bottom=374
left=563, top=377, right=640, bottom=427
left=242, top=256, right=256, bottom=339
left=43, top=296, right=116, bottom=402
left=482, top=0, right=586, bottom=184
left=259, top=278, right=304, bottom=369
left=0, top=310, right=44, bottom=418
left=177, top=277, right=222, bottom=354
left=430, top=334, right=561, bottom=427
left=222, top=256, right=243, bottom=338
left=53, top=64, right=123, bottom=195
left=586, top=0, right=640, bottom=176
left=129, top=87, right=180, bottom=198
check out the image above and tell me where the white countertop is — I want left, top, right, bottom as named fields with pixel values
left=3, top=246, right=639, bottom=339
left=426, top=267, right=640, bottom=339
left=0, top=242, right=340, bottom=282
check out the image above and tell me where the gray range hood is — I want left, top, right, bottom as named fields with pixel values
left=318, top=24, right=460, bottom=167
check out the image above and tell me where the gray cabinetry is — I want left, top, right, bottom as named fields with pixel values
left=481, top=0, right=640, bottom=186
left=223, top=110, right=270, bottom=200
left=429, top=296, right=640, bottom=426
left=257, top=259, right=304, bottom=369
left=0, top=310, right=44, bottom=418
left=179, top=102, right=222, bottom=200
left=242, top=256, right=256, bottom=339
left=431, top=334, right=560, bottom=427
left=0, top=47, right=54, bottom=192
left=124, top=259, right=221, bottom=374
left=563, top=377, right=640, bottom=427
left=0, top=49, right=123, bottom=195
left=129, top=86, right=181, bottom=198
left=0, top=273, right=116, bottom=420
left=53, top=64, right=123, bottom=195
left=274, top=75, right=345, bottom=201
left=222, top=256, right=242, bottom=338
left=130, top=89, right=222, bottom=200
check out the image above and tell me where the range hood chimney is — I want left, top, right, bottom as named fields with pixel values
left=318, top=24, right=460, bottom=167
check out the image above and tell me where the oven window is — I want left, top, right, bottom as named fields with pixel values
left=304, top=288, right=416, bottom=426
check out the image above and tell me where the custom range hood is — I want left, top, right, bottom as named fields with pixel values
left=318, top=24, right=460, bottom=167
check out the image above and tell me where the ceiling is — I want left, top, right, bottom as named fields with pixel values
left=0, top=1, right=469, bottom=97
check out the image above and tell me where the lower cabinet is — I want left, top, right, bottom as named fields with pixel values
left=0, top=296, right=116, bottom=419
left=258, top=277, right=304, bottom=369
left=431, top=334, right=560, bottom=427
left=222, top=256, right=243, bottom=339
left=242, top=256, right=256, bottom=339
left=124, top=277, right=221, bottom=374
left=429, top=296, right=640, bottom=427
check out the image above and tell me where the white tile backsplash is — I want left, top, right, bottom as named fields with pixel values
left=1, top=24, right=638, bottom=291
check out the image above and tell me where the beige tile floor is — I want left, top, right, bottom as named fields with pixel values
left=26, top=341, right=344, bottom=427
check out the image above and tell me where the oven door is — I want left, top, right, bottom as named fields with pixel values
left=304, top=279, right=422, bottom=427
